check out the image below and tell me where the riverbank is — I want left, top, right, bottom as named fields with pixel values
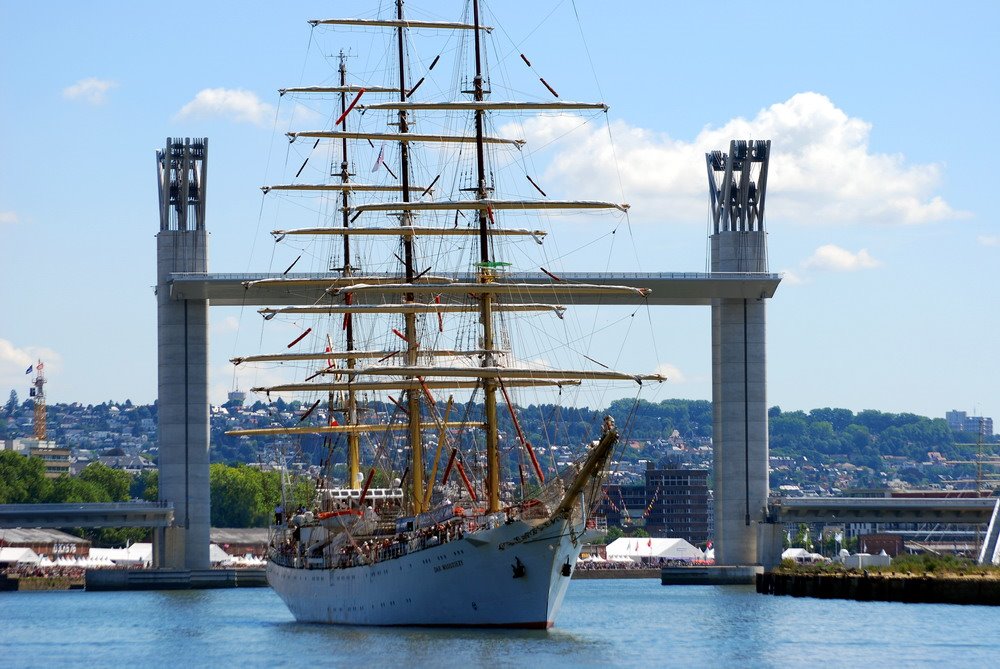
left=758, top=570, right=1000, bottom=605
left=0, top=572, right=85, bottom=591
left=1, top=567, right=266, bottom=591
left=573, top=568, right=659, bottom=579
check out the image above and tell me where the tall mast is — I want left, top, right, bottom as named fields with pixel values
left=337, top=51, right=361, bottom=490
left=397, top=0, right=424, bottom=513
left=472, top=0, right=500, bottom=513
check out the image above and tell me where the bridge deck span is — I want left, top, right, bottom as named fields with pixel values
left=169, top=271, right=782, bottom=307
left=0, top=502, right=175, bottom=529
left=771, top=497, right=999, bottom=525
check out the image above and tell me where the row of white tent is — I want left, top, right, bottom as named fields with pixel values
left=782, top=547, right=892, bottom=567
left=0, top=544, right=265, bottom=569
left=583, top=537, right=708, bottom=564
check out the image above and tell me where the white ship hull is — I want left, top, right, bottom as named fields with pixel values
left=267, top=517, right=583, bottom=628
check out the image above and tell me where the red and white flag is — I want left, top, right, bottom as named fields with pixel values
left=371, top=145, right=385, bottom=172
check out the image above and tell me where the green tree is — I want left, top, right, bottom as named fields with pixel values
left=131, top=470, right=158, bottom=501
left=809, top=407, right=854, bottom=431
left=210, top=463, right=267, bottom=527
left=604, top=526, right=624, bottom=544
left=48, top=476, right=110, bottom=503
left=78, top=462, right=131, bottom=501
left=0, top=451, right=52, bottom=503
left=4, top=390, right=18, bottom=416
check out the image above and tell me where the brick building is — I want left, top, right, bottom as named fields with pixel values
left=597, top=464, right=710, bottom=545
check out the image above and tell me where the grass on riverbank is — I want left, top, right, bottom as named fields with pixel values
left=778, top=554, right=1000, bottom=578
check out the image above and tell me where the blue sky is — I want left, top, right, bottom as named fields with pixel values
left=1, top=1, right=997, bottom=424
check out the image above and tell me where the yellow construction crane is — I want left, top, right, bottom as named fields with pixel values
left=29, top=360, right=45, bottom=441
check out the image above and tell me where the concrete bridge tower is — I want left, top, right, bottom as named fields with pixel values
left=708, top=139, right=772, bottom=566
left=155, top=137, right=210, bottom=569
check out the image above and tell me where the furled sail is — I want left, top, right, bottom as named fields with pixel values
left=227, top=422, right=483, bottom=437
left=359, top=101, right=608, bottom=112
left=352, top=199, right=629, bottom=213
left=253, top=379, right=581, bottom=393
left=287, top=130, right=524, bottom=146
left=279, top=85, right=399, bottom=96
left=262, top=184, right=428, bottom=194
left=258, top=303, right=566, bottom=316
left=231, top=349, right=505, bottom=365
left=308, top=18, right=492, bottom=31
left=331, top=282, right=652, bottom=298
left=330, top=366, right=666, bottom=383
left=271, top=226, right=546, bottom=238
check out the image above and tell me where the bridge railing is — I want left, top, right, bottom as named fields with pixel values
left=0, top=502, right=172, bottom=512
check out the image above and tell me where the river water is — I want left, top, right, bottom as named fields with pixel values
left=3, top=580, right=998, bottom=667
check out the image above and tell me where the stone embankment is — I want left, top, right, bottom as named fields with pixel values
left=757, top=571, right=1000, bottom=605
left=573, top=568, right=660, bottom=579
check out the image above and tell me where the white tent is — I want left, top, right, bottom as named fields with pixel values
left=605, top=537, right=704, bottom=563
left=782, top=547, right=825, bottom=563
left=209, top=544, right=232, bottom=565
left=224, top=553, right=266, bottom=567
left=89, top=543, right=152, bottom=568
left=0, top=547, right=41, bottom=565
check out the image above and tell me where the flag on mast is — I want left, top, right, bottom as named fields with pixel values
left=25, top=365, right=33, bottom=374
left=371, top=145, right=385, bottom=172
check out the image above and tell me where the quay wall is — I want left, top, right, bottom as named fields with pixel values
left=757, top=571, right=1000, bottom=606
left=573, top=569, right=660, bottom=579
left=0, top=574, right=85, bottom=591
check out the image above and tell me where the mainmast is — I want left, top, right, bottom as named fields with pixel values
left=472, top=0, right=501, bottom=514
left=337, top=52, right=362, bottom=490
left=396, top=0, right=425, bottom=514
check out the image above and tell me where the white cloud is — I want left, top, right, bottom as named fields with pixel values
left=978, top=235, right=1000, bottom=247
left=175, top=88, right=275, bottom=126
left=510, top=92, right=964, bottom=226
left=0, top=339, right=35, bottom=372
left=0, top=339, right=61, bottom=398
left=654, top=363, right=685, bottom=383
left=287, top=103, right=321, bottom=127
left=63, top=77, right=118, bottom=105
left=778, top=269, right=804, bottom=285
left=803, top=244, right=881, bottom=272
left=0, top=211, right=18, bottom=225
left=211, top=316, right=241, bottom=335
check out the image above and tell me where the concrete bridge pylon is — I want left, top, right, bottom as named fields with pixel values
left=707, top=139, right=773, bottom=566
left=155, top=137, right=210, bottom=570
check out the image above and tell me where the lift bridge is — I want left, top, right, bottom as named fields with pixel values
left=148, top=137, right=781, bottom=570
left=47, top=138, right=1000, bottom=572
left=8, top=138, right=994, bottom=573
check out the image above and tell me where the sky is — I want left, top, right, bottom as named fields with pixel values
left=0, top=1, right=997, bottom=423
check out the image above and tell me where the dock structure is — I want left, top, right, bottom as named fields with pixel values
left=153, top=137, right=782, bottom=570
left=155, top=137, right=211, bottom=570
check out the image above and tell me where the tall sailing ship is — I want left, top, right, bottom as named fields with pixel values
left=228, top=0, right=664, bottom=627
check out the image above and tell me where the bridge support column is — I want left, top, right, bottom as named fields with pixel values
left=707, top=140, right=772, bottom=567
left=152, top=526, right=166, bottom=569
left=155, top=138, right=211, bottom=570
